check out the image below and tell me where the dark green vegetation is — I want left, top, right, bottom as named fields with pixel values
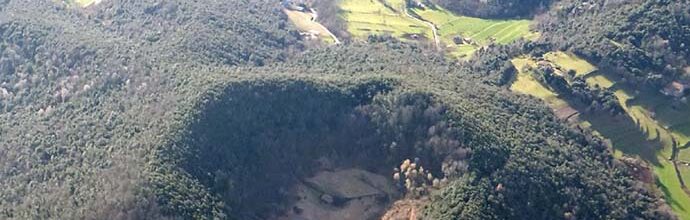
left=0, top=0, right=683, bottom=220
left=533, top=1, right=690, bottom=217
left=432, top=0, right=553, bottom=18
left=537, top=0, right=690, bottom=88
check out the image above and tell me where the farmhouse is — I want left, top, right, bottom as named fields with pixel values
left=661, top=81, right=689, bottom=98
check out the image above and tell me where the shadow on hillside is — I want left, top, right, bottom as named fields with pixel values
left=160, top=79, right=464, bottom=219
left=579, top=112, right=662, bottom=165
left=658, top=178, right=687, bottom=212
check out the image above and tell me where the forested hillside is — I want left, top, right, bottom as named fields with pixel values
left=0, top=0, right=300, bottom=218
left=432, top=0, right=553, bottom=18
left=0, top=0, right=682, bottom=219
left=537, top=0, right=690, bottom=88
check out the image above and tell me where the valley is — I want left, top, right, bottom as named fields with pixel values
left=282, top=1, right=690, bottom=217
left=509, top=52, right=690, bottom=219
left=1, top=0, right=688, bottom=219
left=288, top=0, right=535, bottom=58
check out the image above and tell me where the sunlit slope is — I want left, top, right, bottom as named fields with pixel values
left=510, top=53, right=690, bottom=219
left=338, top=1, right=536, bottom=58
left=412, top=6, right=536, bottom=58
left=339, top=0, right=433, bottom=41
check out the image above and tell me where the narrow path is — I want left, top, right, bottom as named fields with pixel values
left=326, top=28, right=342, bottom=44
left=311, top=9, right=342, bottom=44
left=401, top=7, right=441, bottom=50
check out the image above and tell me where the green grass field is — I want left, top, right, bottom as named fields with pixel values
left=585, top=73, right=615, bottom=88
left=512, top=54, right=690, bottom=218
left=339, top=0, right=433, bottom=41
left=510, top=57, right=570, bottom=109
left=679, top=147, right=690, bottom=163
left=338, top=1, right=535, bottom=58
left=632, top=91, right=690, bottom=129
left=412, top=6, right=535, bottom=58
left=673, top=123, right=690, bottom=145
left=590, top=77, right=690, bottom=219
left=544, top=51, right=598, bottom=77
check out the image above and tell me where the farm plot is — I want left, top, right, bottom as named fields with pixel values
left=544, top=51, right=598, bottom=77
left=590, top=78, right=690, bottom=219
left=339, top=0, right=433, bottom=41
left=585, top=73, right=616, bottom=89
left=510, top=57, right=573, bottom=117
left=512, top=54, right=690, bottom=218
left=412, top=6, right=536, bottom=58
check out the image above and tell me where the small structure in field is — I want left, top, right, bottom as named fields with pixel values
left=452, top=36, right=475, bottom=45
left=661, top=81, right=689, bottom=98
left=452, top=36, right=463, bottom=45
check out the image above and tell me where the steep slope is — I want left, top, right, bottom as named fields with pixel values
left=0, top=0, right=299, bottom=218
left=432, top=0, right=553, bottom=18
left=0, top=1, right=675, bottom=219
left=537, top=0, right=690, bottom=88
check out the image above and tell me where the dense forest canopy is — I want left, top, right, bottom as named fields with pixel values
left=537, top=0, right=690, bottom=87
left=432, top=0, right=553, bottom=18
left=0, top=0, right=685, bottom=219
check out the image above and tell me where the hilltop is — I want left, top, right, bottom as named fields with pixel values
left=0, top=0, right=688, bottom=219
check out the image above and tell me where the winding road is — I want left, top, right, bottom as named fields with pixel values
left=312, top=9, right=342, bottom=44
left=401, top=7, right=441, bottom=50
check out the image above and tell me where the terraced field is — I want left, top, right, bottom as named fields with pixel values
left=556, top=55, right=690, bottom=218
left=411, top=6, right=537, bottom=58
left=592, top=83, right=690, bottom=220
left=511, top=58, right=565, bottom=107
left=339, top=0, right=433, bottom=41
left=585, top=73, right=615, bottom=88
left=337, top=1, right=536, bottom=58
left=544, top=51, right=597, bottom=76
left=512, top=53, right=690, bottom=218
left=510, top=57, right=577, bottom=120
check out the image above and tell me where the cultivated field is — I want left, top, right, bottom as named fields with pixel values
left=510, top=57, right=573, bottom=115
left=337, top=1, right=536, bottom=58
left=583, top=65, right=690, bottom=219
left=582, top=73, right=690, bottom=220
left=585, top=73, right=615, bottom=88
left=544, top=51, right=597, bottom=76
left=412, top=6, right=536, bottom=58
left=512, top=53, right=690, bottom=218
left=339, top=0, right=433, bottom=42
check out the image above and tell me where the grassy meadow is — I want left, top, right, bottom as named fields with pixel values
left=412, top=6, right=536, bottom=58
left=338, top=0, right=536, bottom=58
left=339, top=0, right=433, bottom=41
left=511, top=53, right=690, bottom=218
left=544, top=51, right=598, bottom=76
left=510, top=57, right=570, bottom=110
